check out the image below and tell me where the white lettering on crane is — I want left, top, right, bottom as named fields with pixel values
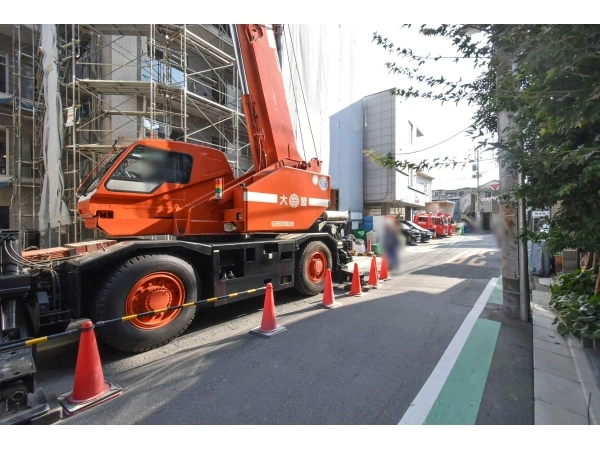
left=289, top=194, right=299, bottom=208
left=243, top=192, right=329, bottom=209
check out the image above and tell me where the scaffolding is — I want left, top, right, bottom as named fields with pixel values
left=3, top=25, right=43, bottom=242
left=7, top=24, right=252, bottom=246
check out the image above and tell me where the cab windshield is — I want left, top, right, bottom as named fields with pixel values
left=78, top=147, right=126, bottom=197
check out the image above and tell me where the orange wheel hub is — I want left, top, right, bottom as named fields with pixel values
left=307, top=250, right=327, bottom=283
left=125, top=272, right=186, bottom=330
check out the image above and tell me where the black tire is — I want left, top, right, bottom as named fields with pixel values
left=92, top=254, right=198, bottom=353
left=294, top=241, right=333, bottom=296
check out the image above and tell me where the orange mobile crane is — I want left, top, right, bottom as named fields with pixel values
left=0, top=24, right=355, bottom=424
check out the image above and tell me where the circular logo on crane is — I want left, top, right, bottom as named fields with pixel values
left=289, top=194, right=300, bottom=208
left=319, top=176, right=328, bottom=191
left=312, top=175, right=319, bottom=186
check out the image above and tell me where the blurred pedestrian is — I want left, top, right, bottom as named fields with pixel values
left=383, top=222, right=401, bottom=273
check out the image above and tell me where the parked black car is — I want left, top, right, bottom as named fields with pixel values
left=399, top=222, right=422, bottom=245
left=402, top=220, right=433, bottom=242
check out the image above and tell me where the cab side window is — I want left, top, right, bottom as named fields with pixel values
left=106, top=146, right=193, bottom=193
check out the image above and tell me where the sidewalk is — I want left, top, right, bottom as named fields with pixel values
left=532, top=284, right=600, bottom=424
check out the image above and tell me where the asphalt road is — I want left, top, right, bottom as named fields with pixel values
left=35, top=233, right=533, bottom=424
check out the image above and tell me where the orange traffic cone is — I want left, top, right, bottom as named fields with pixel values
left=380, top=255, right=391, bottom=281
left=317, top=269, right=342, bottom=309
left=58, top=320, right=121, bottom=416
left=367, top=239, right=373, bottom=256
left=250, top=283, right=286, bottom=337
left=369, top=256, right=380, bottom=288
left=349, top=263, right=364, bottom=297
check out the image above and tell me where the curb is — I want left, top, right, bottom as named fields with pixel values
left=532, top=286, right=600, bottom=425
left=565, top=334, right=600, bottom=424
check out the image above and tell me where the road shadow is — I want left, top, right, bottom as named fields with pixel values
left=52, top=276, right=532, bottom=425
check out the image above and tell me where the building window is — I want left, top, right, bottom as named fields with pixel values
left=408, top=121, right=413, bottom=144
left=22, top=60, right=34, bottom=100
left=459, top=191, right=464, bottom=196
left=0, top=139, right=6, bottom=175
left=141, top=56, right=168, bottom=84
left=0, top=53, right=8, bottom=94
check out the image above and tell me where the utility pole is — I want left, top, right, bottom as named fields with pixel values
left=472, top=148, right=480, bottom=225
left=476, top=148, right=480, bottom=223
left=496, top=36, right=522, bottom=319
left=513, top=62, right=530, bottom=322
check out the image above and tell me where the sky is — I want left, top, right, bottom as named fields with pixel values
left=352, top=25, right=499, bottom=191
left=16, top=0, right=578, bottom=194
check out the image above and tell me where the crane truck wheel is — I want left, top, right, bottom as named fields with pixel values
left=92, top=254, right=198, bottom=353
left=294, top=241, right=333, bottom=296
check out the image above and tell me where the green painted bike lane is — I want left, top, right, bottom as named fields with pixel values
left=488, top=276, right=503, bottom=305
left=424, top=280, right=502, bottom=425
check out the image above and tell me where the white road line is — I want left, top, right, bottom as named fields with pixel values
left=398, top=277, right=499, bottom=425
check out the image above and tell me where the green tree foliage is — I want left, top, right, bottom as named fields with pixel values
left=369, top=25, right=600, bottom=270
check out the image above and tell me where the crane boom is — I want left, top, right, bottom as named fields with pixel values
left=235, top=24, right=304, bottom=171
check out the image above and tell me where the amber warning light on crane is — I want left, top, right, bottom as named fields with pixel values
left=215, top=178, right=223, bottom=200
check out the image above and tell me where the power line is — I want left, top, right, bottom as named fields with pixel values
left=397, top=125, right=473, bottom=155
left=287, top=27, right=318, bottom=160
left=404, top=156, right=497, bottom=163
left=282, top=28, right=307, bottom=161
left=432, top=168, right=495, bottom=184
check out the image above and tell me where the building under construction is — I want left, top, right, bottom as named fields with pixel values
left=0, top=24, right=257, bottom=247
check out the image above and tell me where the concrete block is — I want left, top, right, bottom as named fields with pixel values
left=533, top=326, right=566, bottom=345
left=534, top=348, right=579, bottom=383
left=566, top=334, right=583, bottom=348
left=534, top=369, right=589, bottom=417
left=535, top=399, right=588, bottom=424
left=575, top=356, right=598, bottom=385
left=533, top=338, right=571, bottom=358
left=532, top=314, right=558, bottom=331
left=570, top=346, right=588, bottom=360
left=532, top=303, right=557, bottom=318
